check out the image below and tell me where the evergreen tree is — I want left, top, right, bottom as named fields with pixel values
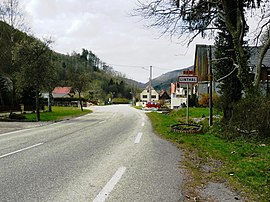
left=214, top=19, right=243, bottom=122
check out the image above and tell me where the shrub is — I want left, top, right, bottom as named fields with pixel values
left=198, top=93, right=219, bottom=107
left=229, top=97, right=270, bottom=139
left=9, top=113, right=26, bottom=120
left=112, top=98, right=130, bottom=104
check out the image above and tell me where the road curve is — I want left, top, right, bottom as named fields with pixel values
left=0, top=105, right=184, bottom=202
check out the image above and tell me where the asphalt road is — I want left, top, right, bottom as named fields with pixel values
left=0, top=105, right=184, bottom=202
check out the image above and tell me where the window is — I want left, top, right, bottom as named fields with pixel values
left=151, top=95, right=156, bottom=99
left=143, top=95, right=147, bottom=99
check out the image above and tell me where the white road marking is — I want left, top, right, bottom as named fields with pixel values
left=99, top=120, right=106, bottom=124
left=93, top=167, right=126, bottom=202
left=0, top=128, right=32, bottom=137
left=141, top=122, right=145, bottom=127
left=0, top=143, right=44, bottom=159
left=135, top=132, right=143, bottom=144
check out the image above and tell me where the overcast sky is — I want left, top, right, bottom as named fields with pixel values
left=22, top=0, right=212, bottom=83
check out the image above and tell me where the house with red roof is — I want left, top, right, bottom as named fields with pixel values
left=52, top=87, right=75, bottom=98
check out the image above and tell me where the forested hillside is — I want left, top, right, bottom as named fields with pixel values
left=0, top=20, right=142, bottom=116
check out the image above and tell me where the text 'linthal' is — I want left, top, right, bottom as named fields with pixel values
left=178, top=76, right=198, bottom=83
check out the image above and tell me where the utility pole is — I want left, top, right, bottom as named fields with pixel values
left=149, top=65, right=152, bottom=102
left=209, top=46, right=213, bottom=126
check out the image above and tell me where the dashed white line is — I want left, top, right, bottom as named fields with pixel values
left=93, top=167, right=126, bottom=202
left=141, top=122, right=145, bottom=127
left=98, top=120, right=106, bottom=124
left=0, top=142, right=44, bottom=159
left=135, top=132, right=143, bottom=144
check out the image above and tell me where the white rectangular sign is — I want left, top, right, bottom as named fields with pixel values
left=178, top=76, right=198, bottom=83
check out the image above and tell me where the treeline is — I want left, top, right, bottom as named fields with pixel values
left=0, top=20, right=140, bottom=121
left=55, top=49, right=137, bottom=104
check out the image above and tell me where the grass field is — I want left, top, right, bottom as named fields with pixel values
left=147, top=108, right=270, bottom=201
left=24, top=106, right=92, bottom=121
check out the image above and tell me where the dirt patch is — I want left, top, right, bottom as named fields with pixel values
left=180, top=148, right=245, bottom=202
left=198, top=182, right=243, bottom=202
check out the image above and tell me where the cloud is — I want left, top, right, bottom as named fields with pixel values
left=22, top=0, right=211, bottom=83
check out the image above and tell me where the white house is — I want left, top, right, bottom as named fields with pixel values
left=170, top=82, right=193, bottom=109
left=138, top=86, right=159, bottom=107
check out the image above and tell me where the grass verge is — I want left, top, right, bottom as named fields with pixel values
left=24, top=106, right=92, bottom=121
left=147, top=108, right=269, bottom=201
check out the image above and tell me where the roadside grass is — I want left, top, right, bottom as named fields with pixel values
left=147, top=108, right=270, bottom=201
left=24, top=106, right=92, bottom=121
left=133, top=106, right=142, bottom=110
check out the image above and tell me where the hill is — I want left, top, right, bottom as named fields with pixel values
left=123, top=78, right=145, bottom=89
left=146, top=65, right=194, bottom=91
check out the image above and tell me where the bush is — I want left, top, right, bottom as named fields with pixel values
left=112, top=98, right=130, bottom=104
left=9, top=113, right=26, bottom=120
left=198, top=93, right=219, bottom=107
left=229, top=97, right=270, bottom=139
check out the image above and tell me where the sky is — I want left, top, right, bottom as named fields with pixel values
left=21, top=0, right=213, bottom=83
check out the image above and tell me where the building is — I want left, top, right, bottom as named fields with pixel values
left=193, top=44, right=219, bottom=97
left=138, top=86, right=159, bottom=107
left=193, top=44, right=270, bottom=96
left=170, top=82, right=194, bottom=109
left=249, top=47, right=270, bottom=95
left=159, top=89, right=171, bottom=107
left=52, top=87, right=74, bottom=98
left=159, top=90, right=171, bottom=100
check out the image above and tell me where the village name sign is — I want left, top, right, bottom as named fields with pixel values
left=178, top=76, right=198, bottom=84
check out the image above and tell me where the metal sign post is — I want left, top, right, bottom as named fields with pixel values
left=178, top=76, right=198, bottom=125
left=186, top=84, right=189, bottom=124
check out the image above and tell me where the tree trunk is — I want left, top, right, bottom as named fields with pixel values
left=254, top=36, right=270, bottom=89
left=0, top=91, right=4, bottom=106
left=9, top=80, right=16, bottom=115
left=222, top=0, right=254, bottom=95
left=79, top=91, right=83, bottom=111
left=232, top=38, right=254, bottom=95
left=48, top=91, right=52, bottom=112
left=222, top=105, right=233, bottom=123
left=35, top=89, right=40, bottom=122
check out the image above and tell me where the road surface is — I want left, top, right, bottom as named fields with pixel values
left=0, top=105, right=184, bottom=202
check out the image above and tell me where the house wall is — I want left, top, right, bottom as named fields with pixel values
left=140, top=89, right=159, bottom=103
left=171, top=98, right=187, bottom=109
left=170, top=84, right=193, bottom=109
left=195, top=81, right=220, bottom=98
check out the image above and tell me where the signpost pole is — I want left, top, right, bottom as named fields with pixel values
left=149, top=65, right=152, bottom=102
left=178, top=75, right=197, bottom=125
left=186, top=84, right=189, bottom=124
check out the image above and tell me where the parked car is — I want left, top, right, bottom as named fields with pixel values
left=146, top=102, right=161, bottom=108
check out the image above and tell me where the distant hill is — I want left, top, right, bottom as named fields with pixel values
left=123, top=78, right=145, bottom=89
left=145, top=65, right=194, bottom=91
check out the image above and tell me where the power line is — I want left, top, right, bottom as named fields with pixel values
left=108, top=63, right=146, bottom=68
left=107, top=63, right=179, bottom=71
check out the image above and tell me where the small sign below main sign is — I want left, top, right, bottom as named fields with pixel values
left=183, top=70, right=194, bottom=75
left=178, top=76, right=198, bottom=84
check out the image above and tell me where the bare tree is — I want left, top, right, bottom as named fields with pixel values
left=254, top=10, right=270, bottom=88
left=0, top=0, right=28, bottom=62
left=0, top=0, right=29, bottom=108
left=15, top=36, right=53, bottom=121
left=135, top=0, right=270, bottom=95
